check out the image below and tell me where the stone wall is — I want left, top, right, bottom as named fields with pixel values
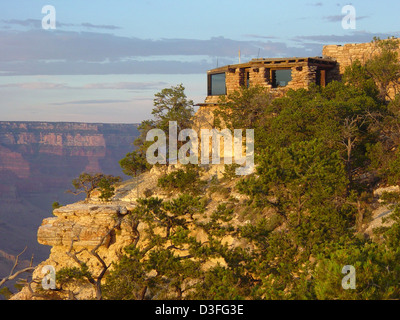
left=323, top=39, right=400, bottom=98
left=206, top=62, right=326, bottom=104
left=201, top=62, right=322, bottom=136
left=205, top=39, right=400, bottom=106
left=226, top=68, right=243, bottom=95
left=322, top=40, right=400, bottom=81
left=287, top=64, right=317, bottom=90
left=249, top=67, right=272, bottom=89
left=322, top=42, right=381, bottom=75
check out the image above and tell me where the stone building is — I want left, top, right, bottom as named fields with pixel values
left=202, top=56, right=337, bottom=105
left=322, top=39, right=400, bottom=99
left=199, top=38, right=400, bottom=107
left=194, top=56, right=337, bottom=133
left=193, top=56, right=337, bottom=166
left=323, top=42, right=385, bottom=75
left=193, top=40, right=400, bottom=159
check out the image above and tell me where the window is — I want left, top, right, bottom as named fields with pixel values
left=272, top=69, right=292, bottom=88
left=208, top=73, right=226, bottom=96
left=239, top=69, right=250, bottom=88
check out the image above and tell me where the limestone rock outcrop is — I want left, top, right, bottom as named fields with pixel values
left=10, top=169, right=162, bottom=300
left=10, top=165, right=246, bottom=300
left=10, top=162, right=399, bottom=300
left=0, top=121, right=140, bottom=267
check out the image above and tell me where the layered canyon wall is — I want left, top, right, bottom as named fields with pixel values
left=0, top=121, right=139, bottom=269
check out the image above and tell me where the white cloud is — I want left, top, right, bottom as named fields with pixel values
left=1, top=19, right=121, bottom=30
left=0, top=82, right=68, bottom=89
left=2, top=21, right=393, bottom=77
left=0, top=81, right=169, bottom=90
left=0, top=29, right=323, bottom=75
left=323, top=15, right=369, bottom=22
left=82, top=81, right=168, bottom=90
left=294, top=30, right=400, bottom=44
left=52, top=99, right=131, bottom=105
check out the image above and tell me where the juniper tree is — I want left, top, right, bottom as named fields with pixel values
left=67, top=172, right=121, bottom=200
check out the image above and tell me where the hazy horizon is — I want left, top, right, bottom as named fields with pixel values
left=1, top=0, right=399, bottom=123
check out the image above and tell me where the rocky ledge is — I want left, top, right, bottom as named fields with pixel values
left=10, top=165, right=398, bottom=300
left=11, top=167, right=172, bottom=300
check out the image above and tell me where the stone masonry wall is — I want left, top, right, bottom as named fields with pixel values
left=227, top=63, right=319, bottom=95
left=204, top=60, right=327, bottom=104
left=323, top=42, right=381, bottom=75
left=249, top=67, right=272, bottom=89
left=287, top=64, right=317, bottom=90
left=323, top=39, right=400, bottom=98
left=226, top=68, right=243, bottom=95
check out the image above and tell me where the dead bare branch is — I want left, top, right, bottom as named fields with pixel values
left=0, top=247, right=35, bottom=288
left=63, top=211, right=130, bottom=300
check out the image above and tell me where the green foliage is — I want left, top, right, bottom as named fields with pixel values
left=0, top=286, right=13, bottom=300
left=102, top=249, right=148, bottom=300
left=98, top=177, right=116, bottom=202
left=131, top=119, right=157, bottom=159
left=214, top=85, right=272, bottom=130
left=313, top=217, right=400, bottom=300
left=101, top=42, right=400, bottom=300
left=365, top=38, right=400, bottom=101
left=238, top=138, right=349, bottom=227
left=343, top=60, right=380, bottom=101
left=157, top=165, right=206, bottom=195
left=67, top=172, right=121, bottom=200
left=103, top=194, right=208, bottom=300
left=152, top=83, right=194, bottom=133
left=200, top=203, right=235, bottom=238
left=189, top=266, right=251, bottom=300
left=220, top=40, right=400, bottom=299
left=222, top=163, right=241, bottom=180
left=123, top=84, right=195, bottom=169
left=119, top=150, right=149, bottom=177
left=57, top=264, right=93, bottom=287
left=380, top=191, right=400, bottom=204
left=52, top=201, right=62, bottom=210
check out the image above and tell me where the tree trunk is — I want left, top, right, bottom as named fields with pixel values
left=139, top=286, right=147, bottom=300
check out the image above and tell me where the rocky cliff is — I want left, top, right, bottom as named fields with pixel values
left=9, top=163, right=242, bottom=299
left=0, top=121, right=139, bottom=179
left=9, top=162, right=397, bottom=300
left=11, top=167, right=167, bottom=299
left=0, top=121, right=139, bottom=273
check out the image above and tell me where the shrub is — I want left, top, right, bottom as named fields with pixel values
left=157, top=166, right=206, bottom=195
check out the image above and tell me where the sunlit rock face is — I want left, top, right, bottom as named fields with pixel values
left=0, top=121, right=139, bottom=267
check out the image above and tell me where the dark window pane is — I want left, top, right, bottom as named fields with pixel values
left=275, top=69, right=292, bottom=87
left=210, top=73, right=226, bottom=95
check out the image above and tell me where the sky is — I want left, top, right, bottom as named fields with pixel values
left=0, top=0, right=400, bottom=123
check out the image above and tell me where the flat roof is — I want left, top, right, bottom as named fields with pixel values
left=208, top=56, right=337, bottom=73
